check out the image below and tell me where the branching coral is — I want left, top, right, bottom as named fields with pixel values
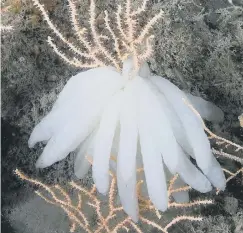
left=15, top=122, right=243, bottom=232
left=15, top=168, right=212, bottom=233
left=32, top=0, right=163, bottom=72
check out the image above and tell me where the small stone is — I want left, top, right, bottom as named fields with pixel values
left=224, top=196, right=238, bottom=215
left=235, top=222, right=243, bottom=233
left=47, top=75, right=58, bottom=82
left=33, top=45, right=40, bottom=57
left=239, top=113, right=243, bottom=127
left=18, top=57, right=25, bottom=63
left=96, top=12, right=105, bottom=29
left=234, top=212, right=243, bottom=233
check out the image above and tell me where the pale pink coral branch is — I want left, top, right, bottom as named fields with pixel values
left=104, top=10, right=122, bottom=60
left=216, top=168, right=243, bottom=194
left=135, top=10, right=164, bottom=43
left=164, top=216, right=203, bottom=232
left=169, top=199, right=213, bottom=208
left=116, top=5, right=129, bottom=43
left=89, top=0, right=120, bottom=71
left=125, top=0, right=135, bottom=43
left=66, top=0, right=105, bottom=67
left=66, top=0, right=92, bottom=51
left=1, top=25, right=13, bottom=31
left=138, top=35, right=155, bottom=61
left=140, top=216, right=166, bottom=232
left=47, top=37, right=99, bottom=68
left=212, top=148, right=243, bottom=164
